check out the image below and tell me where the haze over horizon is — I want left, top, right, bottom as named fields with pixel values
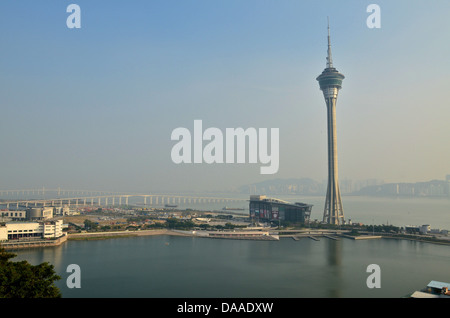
left=1, top=1, right=449, bottom=194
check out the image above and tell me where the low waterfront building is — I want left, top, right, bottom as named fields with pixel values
left=405, top=225, right=420, bottom=234
left=208, top=230, right=279, bottom=240
left=420, top=224, right=430, bottom=234
left=405, top=224, right=448, bottom=236
left=0, top=219, right=63, bottom=241
left=249, top=195, right=312, bottom=224
left=172, top=229, right=279, bottom=240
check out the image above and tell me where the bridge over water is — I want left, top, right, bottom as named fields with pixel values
left=0, top=188, right=247, bottom=209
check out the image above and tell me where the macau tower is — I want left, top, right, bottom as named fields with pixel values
left=316, top=19, right=346, bottom=225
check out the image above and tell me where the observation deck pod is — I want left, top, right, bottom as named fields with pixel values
left=316, top=67, right=345, bottom=91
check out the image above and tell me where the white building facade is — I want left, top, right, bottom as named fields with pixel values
left=0, top=219, right=64, bottom=241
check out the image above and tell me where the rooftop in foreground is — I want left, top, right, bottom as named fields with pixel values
left=410, top=281, right=450, bottom=298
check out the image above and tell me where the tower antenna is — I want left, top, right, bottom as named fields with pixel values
left=327, top=17, right=333, bottom=68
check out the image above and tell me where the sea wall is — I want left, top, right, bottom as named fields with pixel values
left=1, top=234, right=68, bottom=250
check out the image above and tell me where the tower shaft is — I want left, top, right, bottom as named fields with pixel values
left=324, top=91, right=344, bottom=224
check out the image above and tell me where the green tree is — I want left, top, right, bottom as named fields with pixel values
left=166, top=218, right=195, bottom=230
left=0, top=248, right=61, bottom=298
left=84, top=219, right=98, bottom=230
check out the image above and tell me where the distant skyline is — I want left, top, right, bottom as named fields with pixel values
left=1, top=1, right=450, bottom=193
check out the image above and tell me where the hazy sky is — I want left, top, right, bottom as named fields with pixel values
left=1, top=1, right=449, bottom=193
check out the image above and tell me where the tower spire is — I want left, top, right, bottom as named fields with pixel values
left=327, top=17, right=333, bottom=68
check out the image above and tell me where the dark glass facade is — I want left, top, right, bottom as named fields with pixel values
left=249, top=195, right=312, bottom=223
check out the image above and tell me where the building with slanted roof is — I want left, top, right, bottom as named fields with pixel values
left=249, top=195, right=312, bottom=224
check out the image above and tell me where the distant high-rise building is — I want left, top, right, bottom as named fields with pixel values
left=316, top=19, right=345, bottom=225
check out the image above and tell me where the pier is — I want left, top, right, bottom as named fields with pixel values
left=324, top=235, right=340, bottom=241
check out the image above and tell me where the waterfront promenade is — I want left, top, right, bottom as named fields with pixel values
left=0, top=235, right=68, bottom=250
left=67, top=229, right=191, bottom=240
left=2, top=227, right=450, bottom=250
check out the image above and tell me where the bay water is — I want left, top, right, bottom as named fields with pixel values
left=11, top=196, right=450, bottom=298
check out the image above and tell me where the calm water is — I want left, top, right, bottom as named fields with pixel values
left=10, top=196, right=450, bottom=298
left=12, top=235, right=450, bottom=298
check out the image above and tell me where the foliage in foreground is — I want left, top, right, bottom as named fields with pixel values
left=0, top=248, right=61, bottom=298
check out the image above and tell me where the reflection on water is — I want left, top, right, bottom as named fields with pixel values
left=326, top=239, right=341, bottom=266
left=325, top=239, right=342, bottom=297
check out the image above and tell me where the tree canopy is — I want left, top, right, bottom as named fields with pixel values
left=0, top=248, right=61, bottom=298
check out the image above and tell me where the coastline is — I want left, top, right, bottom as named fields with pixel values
left=380, top=235, right=450, bottom=246
left=67, top=229, right=191, bottom=240
left=3, top=228, right=450, bottom=250
left=0, top=235, right=68, bottom=250
left=69, top=229, right=450, bottom=246
left=0, top=229, right=189, bottom=250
